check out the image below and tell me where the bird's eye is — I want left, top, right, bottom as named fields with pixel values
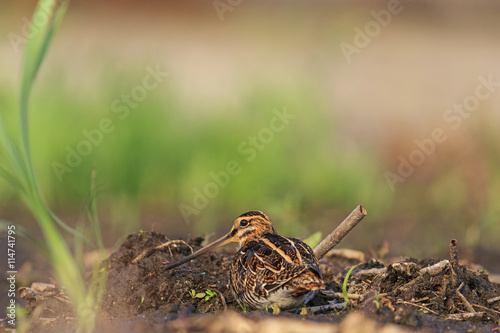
left=240, top=219, right=249, bottom=227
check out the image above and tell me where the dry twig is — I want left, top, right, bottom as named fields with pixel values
left=420, top=260, right=450, bottom=276
left=449, top=239, right=459, bottom=288
left=352, top=267, right=386, bottom=277
left=314, top=205, right=367, bottom=260
left=472, top=303, right=500, bottom=316
left=132, top=240, right=194, bottom=264
left=324, top=248, right=367, bottom=262
left=446, top=312, right=484, bottom=321
left=487, top=295, right=500, bottom=304
left=395, top=299, right=439, bottom=315
left=353, top=260, right=450, bottom=281
left=320, top=290, right=363, bottom=300
left=456, top=282, right=475, bottom=313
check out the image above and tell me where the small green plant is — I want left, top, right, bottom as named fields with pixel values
left=374, top=293, right=381, bottom=310
left=190, top=289, right=205, bottom=299
left=204, top=289, right=217, bottom=301
left=190, top=289, right=217, bottom=301
left=239, top=302, right=248, bottom=312
left=138, top=296, right=145, bottom=309
left=342, top=266, right=356, bottom=309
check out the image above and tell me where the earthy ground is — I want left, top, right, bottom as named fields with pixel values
left=6, top=231, right=500, bottom=332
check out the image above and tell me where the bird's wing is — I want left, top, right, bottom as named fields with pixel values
left=231, top=234, right=321, bottom=297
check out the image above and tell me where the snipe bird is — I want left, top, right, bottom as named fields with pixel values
left=165, top=211, right=325, bottom=310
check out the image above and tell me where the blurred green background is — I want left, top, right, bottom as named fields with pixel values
left=1, top=1, right=499, bottom=271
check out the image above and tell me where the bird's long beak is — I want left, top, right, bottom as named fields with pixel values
left=164, top=233, right=234, bottom=270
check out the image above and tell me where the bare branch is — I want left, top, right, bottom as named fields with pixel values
left=420, top=260, right=450, bottom=276
left=487, top=295, right=500, bottom=304
left=396, top=299, right=440, bottom=315
left=314, top=205, right=367, bottom=260
left=320, top=290, right=363, bottom=300
left=456, top=282, right=475, bottom=313
left=445, top=312, right=484, bottom=321
left=449, top=239, right=459, bottom=288
left=132, top=240, right=193, bottom=264
left=352, top=267, right=386, bottom=277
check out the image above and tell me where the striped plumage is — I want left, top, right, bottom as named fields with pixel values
left=165, top=211, right=325, bottom=310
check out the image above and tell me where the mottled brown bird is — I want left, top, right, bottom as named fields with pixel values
left=165, top=211, right=325, bottom=310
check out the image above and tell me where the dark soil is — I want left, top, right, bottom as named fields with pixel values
left=7, top=231, right=500, bottom=332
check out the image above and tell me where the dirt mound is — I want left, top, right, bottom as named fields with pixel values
left=11, top=231, right=500, bottom=332
left=101, top=231, right=237, bottom=317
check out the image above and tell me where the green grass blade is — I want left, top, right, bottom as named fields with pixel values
left=0, top=167, right=27, bottom=196
left=14, top=1, right=102, bottom=332
left=0, top=114, right=30, bottom=183
left=50, top=210, right=95, bottom=247
left=3, top=3, right=98, bottom=245
left=88, top=170, right=106, bottom=252
left=19, top=0, right=69, bottom=195
left=342, top=266, right=355, bottom=307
